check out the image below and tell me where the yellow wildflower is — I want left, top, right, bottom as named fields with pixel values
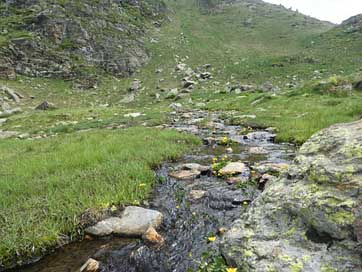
left=208, top=236, right=217, bottom=242
left=139, top=183, right=146, bottom=188
left=226, top=268, right=237, bottom=272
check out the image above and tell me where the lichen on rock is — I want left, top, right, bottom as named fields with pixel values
left=221, top=120, right=362, bottom=271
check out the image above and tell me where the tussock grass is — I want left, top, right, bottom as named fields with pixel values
left=0, top=127, right=199, bottom=267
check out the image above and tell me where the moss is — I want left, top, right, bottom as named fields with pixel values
left=321, top=264, right=338, bottom=272
left=244, top=250, right=254, bottom=258
left=328, top=210, right=355, bottom=225
left=290, top=261, right=303, bottom=272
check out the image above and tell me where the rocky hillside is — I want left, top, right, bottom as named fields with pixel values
left=0, top=0, right=166, bottom=85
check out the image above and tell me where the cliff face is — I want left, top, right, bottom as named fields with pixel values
left=0, top=0, right=166, bottom=82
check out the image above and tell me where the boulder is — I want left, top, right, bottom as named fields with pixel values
left=35, top=101, right=56, bottom=110
left=0, top=65, right=16, bottom=80
left=0, top=130, right=19, bottom=139
left=182, top=79, right=196, bottom=89
left=222, top=120, right=362, bottom=271
left=84, top=217, right=123, bottom=236
left=85, top=206, right=163, bottom=237
left=175, top=63, right=187, bottom=71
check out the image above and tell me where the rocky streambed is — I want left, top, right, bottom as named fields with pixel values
left=14, top=110, right=362, bottom=272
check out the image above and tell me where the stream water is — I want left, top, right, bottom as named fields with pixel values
left=16, top=110, right=295, bottom=272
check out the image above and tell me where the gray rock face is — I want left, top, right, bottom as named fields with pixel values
left=0, top=0, right=166, bottom=80
left=85, top=206, right=163, bottom=237
left=221, top=120, right=362, bottom=271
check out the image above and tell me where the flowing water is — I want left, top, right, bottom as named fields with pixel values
left=16, top=110, right=295, bottom=272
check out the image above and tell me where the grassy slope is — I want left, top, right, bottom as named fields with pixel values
left=133, top=0, right=362, bottom=143
left=0, top=128, right=199, bottom=267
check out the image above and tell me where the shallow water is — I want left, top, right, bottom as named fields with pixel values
left=15, top=110, right=295, bottom=272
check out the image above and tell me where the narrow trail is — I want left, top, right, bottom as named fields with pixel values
left=19, top=110, right=295, bottom=272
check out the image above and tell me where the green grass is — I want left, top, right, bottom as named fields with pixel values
left=195, top=87, right=362, bottom=144
left=0, top=127, right=199, bottom=268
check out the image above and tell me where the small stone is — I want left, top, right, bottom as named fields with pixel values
left=181, top=163, right=210, bottom=174
left=124, top=112, right=144, bottom=118
left=142, top=227, right=164, bottom=247
left=166, top=88, right=179, bottom=99
left=35, top=101, right=56, bottom=110
left=80, top=258, right=100, bottom=272
left=189, top=190, right=206, bottom=200
left=225, top=147, right=233, bottom=154
left=169, top=170, right=201, bottom=180
left=219, top=162, right=248, bottom=176
left=0, top=118, right=7, bottom=125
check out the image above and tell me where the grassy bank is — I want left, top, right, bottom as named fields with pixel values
left=0, top=127, right=199, bottom=268
left=195, top=88, right=362, bottom=144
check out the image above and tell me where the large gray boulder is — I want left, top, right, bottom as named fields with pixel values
left=85, top=206, right=163, bottom=237
left=222, top=120, right=362, bottom=271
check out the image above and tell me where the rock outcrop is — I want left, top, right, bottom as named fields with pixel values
left=222, top=120, right=362, bottom=271
left=0, top=0, right=166, bottom=80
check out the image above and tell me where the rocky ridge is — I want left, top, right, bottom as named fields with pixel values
left=0, top=0, right=166, bottom=84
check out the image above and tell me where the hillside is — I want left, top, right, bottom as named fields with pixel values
left=0, top=0, right=166, bottom=86
left=1, top=0, right=362, bottom=271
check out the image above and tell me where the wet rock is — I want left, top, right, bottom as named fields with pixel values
left=35, top=101, right=56, bottom=110
left=244, top=131, right=276, bottom=141
left=222, top=120, right=362, bottom=271
left=252, top=162, right=289, bottom=175
left=79, top=258, right=100, bottom=272
left=169, top=170, right=201, bottom=180
left=249, top=146, right=268, bottom=154
left=114, top=206, right=163, bottom=236
left=85, top=207, right=163, bottom=237
left=181, top=163, right=210, bottom=174
left=85, top=217, right=123, bottom=237
left=225, top=147, right=233, bottom=154
left=189, top=190, right=206, bottom=200
left=219, top=162, right=248, bottom=176
left=142, top=227, right=164, bottom=247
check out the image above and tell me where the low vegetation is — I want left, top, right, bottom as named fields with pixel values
left=0, top=128, right=199, bottom=267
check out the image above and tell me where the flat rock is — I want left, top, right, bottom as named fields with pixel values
left=189, top=190, right=206, bottom=200
left=169, top=170, right=201, bottom=180
left=181, top=163, right=210, bottom=174
left=219, top=162, right=248, bottom=176
left=124, top=112, right=144, bottom=118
